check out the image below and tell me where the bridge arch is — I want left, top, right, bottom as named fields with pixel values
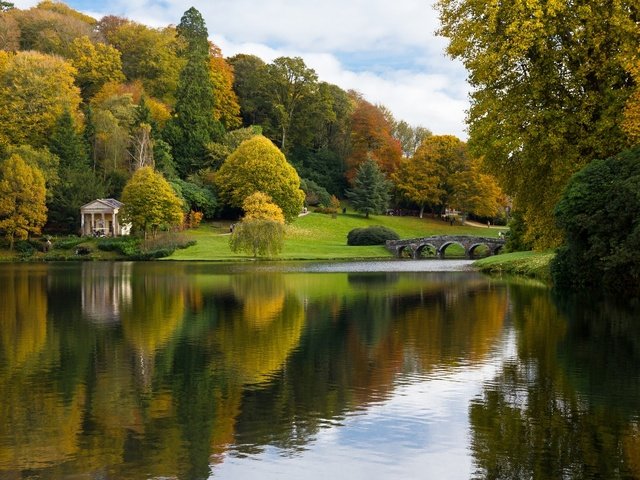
left=415, top=243, right=438, bottom=258
left=468, top=242, right=492, bottom=258
left=438, top=241, right=465, bottom=258
left=397, top=244, right=414, bottom=258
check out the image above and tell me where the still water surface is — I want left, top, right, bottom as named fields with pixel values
left=1, top=261, right=639, bottom=479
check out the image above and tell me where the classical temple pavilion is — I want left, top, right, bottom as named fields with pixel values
left=80, top=199, right=131, bottom=237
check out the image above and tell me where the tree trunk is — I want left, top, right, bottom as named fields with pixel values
left=419, top=204, right=425, bottom=219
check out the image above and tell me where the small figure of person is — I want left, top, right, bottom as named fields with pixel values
left=229, top=224, right=234, bottom=233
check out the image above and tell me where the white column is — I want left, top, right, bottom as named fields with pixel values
left=81, top=212, right=85, bottom=235
left=101, top=212, right=105, bottom=235
left=91, top=213, right=95, bottom=235
left=114, top=211, right=119, bottom=237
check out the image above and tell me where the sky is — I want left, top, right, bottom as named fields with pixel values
left=14, top=0, right=471, bottom=138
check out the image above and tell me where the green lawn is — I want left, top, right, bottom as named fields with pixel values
left=169, top=212, right=503, bottom=261
left=473, top=250, right=555, bottom=283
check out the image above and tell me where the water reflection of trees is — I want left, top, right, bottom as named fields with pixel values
left=469, top=286, right=640, bottom=479
left=0, top=266, right=512, bottom=479
left=231, top=275, right=508, bottom=455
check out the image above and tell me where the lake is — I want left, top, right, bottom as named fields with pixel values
left=1, top=261, right=639, bottom=479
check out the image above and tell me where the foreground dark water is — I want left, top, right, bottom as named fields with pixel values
left=1, top=261, right=639, bottom=479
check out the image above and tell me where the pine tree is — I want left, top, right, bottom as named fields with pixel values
left=165, top=7, right=224, bottom=177
left=47, top=109, right=103, bottom=232
left=346, top=157, right=391, bottom=218
left=48, top=109, right=89, bottom=171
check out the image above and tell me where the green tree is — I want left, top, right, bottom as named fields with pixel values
left=215, top=136, right=305, bottom=222
left=45, top=109, right=105, bottom=232
left=264, top=56, right=319, bottom=153
left=165, top=8, right=223, bottom=176
left=229, top=220, right=284, bottom=258
left=552, top=146, right=640, bottom=295
left=346, top=156, right=391, bottom=218
left=48, top=109, right=89, bottom=171
left=121, top=167, right=184, bottom=238
left=0, top=154, right=47, bottom=250
left=227, top=54, right=270, bottom=127
left=437, top=0, right=639, bottom=248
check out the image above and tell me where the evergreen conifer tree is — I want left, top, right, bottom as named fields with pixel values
left=346, top=157, right=391, bottom=218
left=165, top=7, right=223, bottom=176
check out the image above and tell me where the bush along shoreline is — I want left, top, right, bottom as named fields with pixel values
left=1, top=233, right=195, bottom=262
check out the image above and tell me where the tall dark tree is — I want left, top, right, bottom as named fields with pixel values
left=346, top=157, right=391, bottom=218
left=48, top=109, right=89, bottom=170
left=47, top=110, right=103, bottom=233
left=165, top=7, right=223, bottom=177
left=228, top=54, right=270, bottom=127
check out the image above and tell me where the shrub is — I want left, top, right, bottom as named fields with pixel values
left=314, top=206, right=338, bottom=215
left=97, top=237, right=141, bottom=256
left=347, top=226, right=400, bottom=246
left=301, top=178, right=332, bottom=207
left=14, top=240, right=36, bottom=256
left=55, top=237, right=85, bottom=250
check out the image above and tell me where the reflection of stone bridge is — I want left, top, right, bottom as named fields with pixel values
left=386, top=235, right=506, bottom=259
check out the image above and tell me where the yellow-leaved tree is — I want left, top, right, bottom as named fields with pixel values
left=0, top=51, right=82, bottom=148
left=68, top=35, right=126, bottom=100
left=450, top=159, right=504, bottom=222
left=121, top=167, right=183, bottom=238
left=0, top=154, right=48, bottom=250
left=215, top=135, right=305, bottom=222
left=392, top=141, right=446, bottom=218
left=241, top=191, right=285, bottom=223
left=623, top=56, right=640, bottom=145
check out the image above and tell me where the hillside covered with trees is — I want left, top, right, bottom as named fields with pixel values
left=0, top=1, right=507, bottom=246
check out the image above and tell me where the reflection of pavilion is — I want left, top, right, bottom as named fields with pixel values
left=81, top=263, right=132, bottom=324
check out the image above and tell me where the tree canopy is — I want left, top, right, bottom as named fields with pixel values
left=0, top=154, right=47, bottom=249
left=215, top=136, right=304, bottom=222
left=121, top=166, right=184, bottom=238
left=552, top=146, right=640, bottom=295
left=346, top=157, right=391, bottom=218
left=437, top=0, right=640, bottom=248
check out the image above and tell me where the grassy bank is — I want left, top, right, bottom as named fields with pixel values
left=473, top=250, right=555, bottom=283
left=0, top=212, right=504, bottom=262
left=169, top=212, right=503, bottom=261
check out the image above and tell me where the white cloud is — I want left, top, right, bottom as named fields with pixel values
left=12, top=0, right=470, bottom=138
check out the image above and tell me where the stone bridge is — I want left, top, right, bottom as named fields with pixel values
left=385, top=235, right=506, bottom=259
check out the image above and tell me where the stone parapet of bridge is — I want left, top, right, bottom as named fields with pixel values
left=385, top=235, right=506, bottom=259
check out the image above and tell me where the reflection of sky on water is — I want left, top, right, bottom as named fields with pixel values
left=204, top=259, right=477, bottom=274
left=212, top=329, right=515, bottom=480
